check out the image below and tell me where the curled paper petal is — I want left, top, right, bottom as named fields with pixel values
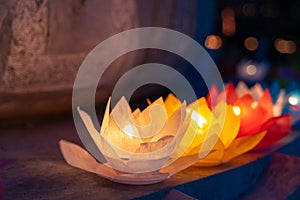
left=254, top=114, right=291, bottom=150
left=236, top=81, right=250, bottom=97
left=111, top=97, right=167, bottom=138
left=174, top=98, right=211, bottom=157
left=164, top=93, right=181, bottom=117
left=194, top=137, right=225, bottom=167
left=222, top=131, right=266, bottom=162
left=234, top=91, right=273, bottom=137
left=213, top=102, right=240, bottom=149
left=273, top=89, right=285, bottom=117
left=76, top=96, right=189, bottom=173
left=59, top=140, right=170, bottom=185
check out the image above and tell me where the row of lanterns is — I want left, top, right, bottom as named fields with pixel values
left=60, top=81, right=297, bottom=184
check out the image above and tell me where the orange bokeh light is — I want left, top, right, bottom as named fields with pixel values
left=205, top=35, right=222, bottom=50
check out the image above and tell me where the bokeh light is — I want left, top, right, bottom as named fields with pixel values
left=222, top=7, right=236, bottom=36
left=246, top=64, right=257, bottom=76
left=274, top=38, right=297, bottom=54
left=236, top=59, right=269, bottom=82
left=244, top=37, right=258, bottom=51
left=205, top=35, right=222, bottom=50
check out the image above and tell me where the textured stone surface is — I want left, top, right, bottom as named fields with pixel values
left=0, top=0, right=201, bottom=121
left=0, top=0, right=199, bottom=93
left=1, top=0, right=49, bottom=92
left=0, top=1, right=10, bottom=82
left=241, top=153, right=300, bottom=200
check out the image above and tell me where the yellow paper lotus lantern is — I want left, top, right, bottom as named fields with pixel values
left=60, top=95, right=202, bottom=184
left=174, top=96, right=266, bottom=166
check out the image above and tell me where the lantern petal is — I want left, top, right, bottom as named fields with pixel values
left=99, top=132, right=133, bottom=171
left=236, top=81, right=249, bottom=97
left=59, top=140, right=170, bottom=185
left=249, top=83, right=264, bottom=101
left=132, top=108, right=141, bottom=120
left=235, top=93, right=272, bottom=137
left=224, top=82, right=238, bottom=104
left=100, top=97, right=111, bottom=134
left=214, top=102, right=241, bottom=148
left=273, top=89, right=285, bottom=116
left=77, top=106, right=131, bottom=167
left=254, top=114, right=291, bottom=150
left=103, top=117, right=142, bottom=152
left=175, top=100, right=212, bottom=157
left=111, top=96, right=167, bottom=139
left=164, top=93, right=181, bottom=117
left=138, top=97, right=165, bottom=125
left=125, top=102, right=188, bottom=173
left=150, top=101, right=186, bottom=141
left=160, top=154, right=200, bottom=176
left=172, top=120, right=197, bottom=157
left=187, top=97, right=210, bottom=116
left=77, top=107, right=104, bottom=153
left=258, top=89, right=273, bottom=117
left=223, top=131, right=266, bottom=162
left=174, top=119, right=206, bottom=157
left=234, top=94, right=257, bottom=136
left=59, top=140, right=118, bottom=177
left=107, top=101, right=185, bottom=152
left=193, top=137, right=225, bottom=167
left=207, top=84, right=220, bottom=109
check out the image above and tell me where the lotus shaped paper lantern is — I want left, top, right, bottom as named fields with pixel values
left=60, top=95, right=202, bottom=184
left=173, top=97, right=266, bottom=166
left=207, top=81, right=291, bottom=150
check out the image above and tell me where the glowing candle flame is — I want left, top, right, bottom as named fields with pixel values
left=232, top=106, right=241, bottom=116
left=251, top=102, right=258, bottom=109
left=191, top=111, right=207, bottom=130
left=123, top=124, right=136, bottom=139
left=288, top=96, right=298, bottom=106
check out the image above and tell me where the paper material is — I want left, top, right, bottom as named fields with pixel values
left=77, top=96, right=189, bottom=173
left=59, top=140, right=168, bottom=185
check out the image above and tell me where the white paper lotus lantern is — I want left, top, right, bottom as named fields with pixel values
left=60, top=95, right=201, bottom=184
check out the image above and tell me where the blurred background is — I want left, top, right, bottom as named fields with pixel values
left=0, top=0, right=299, bottom=125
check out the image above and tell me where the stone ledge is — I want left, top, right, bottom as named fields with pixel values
left=1, top=118, right=299, bottom=199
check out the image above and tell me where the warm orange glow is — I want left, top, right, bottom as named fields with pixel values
left=251, top=102, right=258, bottom=109
left=244, top=37, right=258, bottom=51
left=191, top=111, right=207, bottom=129
left=222, top=7, right=236, bottom=36
left=274, top=38, right=297, bottom=54
left=232, top=106, right=241, bottom=116
left=205, top=35, right=222, bottom=50
left=123, top=124, right=136, bottom=139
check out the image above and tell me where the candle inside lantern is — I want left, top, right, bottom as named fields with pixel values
left=206, top=81, right=291, bottom=151
left=75, top=95, right=189, bottom=173
left=284, top=90, right=300, bottom=125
